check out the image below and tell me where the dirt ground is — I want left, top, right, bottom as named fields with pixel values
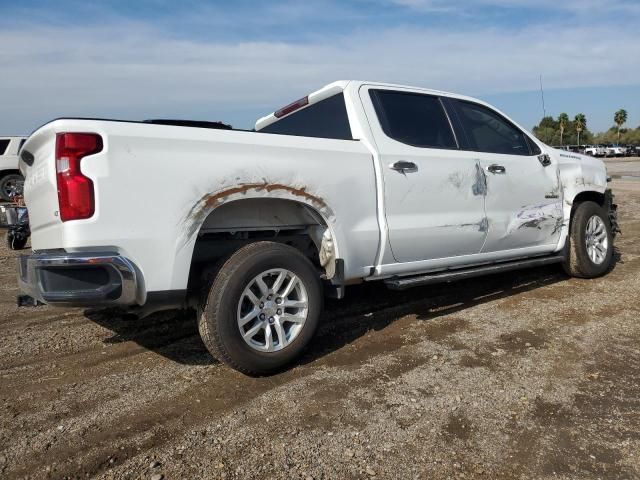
left=1, top=160, right=639, bottom=480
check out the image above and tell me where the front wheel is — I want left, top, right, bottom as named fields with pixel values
left=563, top=201, right=613, bottom=278
left=198, top=241, right=323, bottom=375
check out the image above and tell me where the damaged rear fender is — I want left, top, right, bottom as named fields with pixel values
left=178, top=185, right=341, bottom=279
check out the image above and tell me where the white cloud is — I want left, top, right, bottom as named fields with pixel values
left=0, top=20, right=639, bottom=132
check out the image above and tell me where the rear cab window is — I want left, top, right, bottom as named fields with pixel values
left=369, top=90, right=457, bottom=149
left=450, top=99, right=539, bottom=156
left=260, top=93, right=353, bottom=140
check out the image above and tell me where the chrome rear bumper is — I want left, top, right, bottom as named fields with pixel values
left=18, top=252, right=144, bottom=306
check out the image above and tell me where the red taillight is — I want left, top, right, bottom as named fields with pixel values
left=55, top=133, right=103, bottom=222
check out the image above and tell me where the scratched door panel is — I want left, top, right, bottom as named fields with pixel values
left=479, top=153, right=562, bottom=253
left=383, top=150, right=489, bottom=262
left=447, top=97, right=562, bottom=254
left=359, top=85, right=488, bottom=263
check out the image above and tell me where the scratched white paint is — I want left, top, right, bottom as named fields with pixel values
left=506, top=202, right=564, bottom=235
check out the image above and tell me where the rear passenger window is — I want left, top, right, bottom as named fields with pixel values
left=370, top=90, right=457, bottom=149
left=18, top=139, right=26, bottom=153
left=453, top=100, right=531, bottom=155
left=260, top=93, right=352, bottom=140
left=0, top=139, right=10, bottom=155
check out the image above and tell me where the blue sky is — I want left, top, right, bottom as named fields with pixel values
left=1, top=0, right=639, bottom=135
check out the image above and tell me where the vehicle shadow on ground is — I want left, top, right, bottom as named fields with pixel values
left=299, top=265, right=570, bottom=366
left=83, top=307, right=216, bottom=366
left=81, top=261, right=607, bottom=369
left=304, top=246, right=624, bottom=367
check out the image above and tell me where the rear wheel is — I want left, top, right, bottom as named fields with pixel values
left=198, top=241, right=323, bottom=375
left=563, top=201, right=613, bottom=278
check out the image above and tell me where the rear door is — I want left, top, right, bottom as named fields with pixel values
left=360, top=87, right=487, bottom=263
left=449, top=99, right=562, bottom=253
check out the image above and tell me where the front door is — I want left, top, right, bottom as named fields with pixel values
left=449, top=99, right=562, bottom=253
left=360, top=87, right=488, bottom=263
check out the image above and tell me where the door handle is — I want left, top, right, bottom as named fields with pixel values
left=487, top=164, right=506, bottom=174
left=390, top=160, right=418, bottom=173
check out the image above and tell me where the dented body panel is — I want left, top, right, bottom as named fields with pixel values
left=553, top=149, right=608, bottom=252
left=19, top=80, right=610, bottom=307
left=477, top=151, right=563, bottom=254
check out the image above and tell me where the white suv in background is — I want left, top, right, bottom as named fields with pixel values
left=0, top=136, right=27, bottom=202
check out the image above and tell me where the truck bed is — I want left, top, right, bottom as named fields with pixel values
left=20, top=118, right=380, bottom=296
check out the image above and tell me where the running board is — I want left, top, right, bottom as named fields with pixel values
left=384, top=254, right=565, bottom=290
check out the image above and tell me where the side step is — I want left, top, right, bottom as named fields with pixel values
left=384, top=254, right=565, bottom=290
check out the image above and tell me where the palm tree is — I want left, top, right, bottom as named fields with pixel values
left=558, top=113, right=569, bottom=146
left=574, top=113, right=586, bottom=146
left=614, top=109, right=628, bottom=143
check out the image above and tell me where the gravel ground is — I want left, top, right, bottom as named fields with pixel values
left=1, top=160, right=639, bottom=480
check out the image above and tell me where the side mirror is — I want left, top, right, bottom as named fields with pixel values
left=538, top=154, right=552, bottom=167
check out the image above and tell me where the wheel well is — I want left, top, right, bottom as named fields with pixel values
left=187, top=198, right=336, bottom=293
left=572, top=191, right=605, bottom=209
left=0, top=169, right=22, bottom=179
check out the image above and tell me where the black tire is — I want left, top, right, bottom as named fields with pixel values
left=562, top=201, right=613, bottom=278
left=198, top=241, right=323, bottom=375
left=0, top=173, right=24, bottom=202
left=7, top=231, right=28, bottom=250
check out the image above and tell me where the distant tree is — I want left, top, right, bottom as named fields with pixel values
left=532, top=114, right=595, bottom=146
left=614, top=109, right=628, bottom=143
left=532, top=116, right=559, bottom=144
left=574, top=114, right=586, bottom=145
left=558, top=113, right=569, bottom=146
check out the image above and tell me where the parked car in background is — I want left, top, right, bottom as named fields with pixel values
left=14, top=80, right=618, bottom=374
left=0, top=136, right=27, bottom=202
left=584, top=145, right=606, bottom=157
left=605, top=145, right=626, bottom=157
left=624, top=145, right=639, bottom=156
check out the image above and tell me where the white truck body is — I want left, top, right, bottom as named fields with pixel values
left=17, top=80, right=610, bottom=311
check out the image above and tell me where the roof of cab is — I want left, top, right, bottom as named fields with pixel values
left=254, top=80, right=477, bottom=131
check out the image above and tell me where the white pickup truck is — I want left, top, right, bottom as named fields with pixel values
left=584, top=145, right=607, bottom=157
left=605, top=145, right=626, bottom=157
left=15, top=80, right=618, bottom=374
